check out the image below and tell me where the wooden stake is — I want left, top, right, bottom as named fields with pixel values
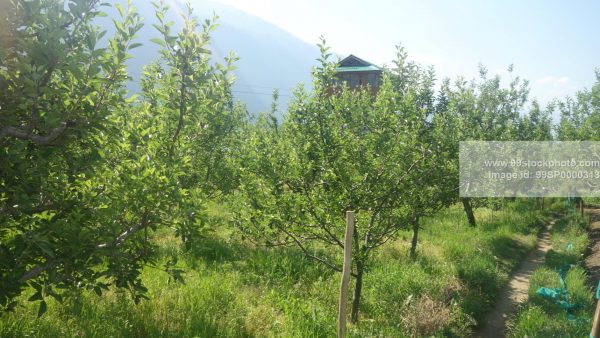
left=591, top=297, right=600, bottom=338
left=338, top=211, right=355, bottom=338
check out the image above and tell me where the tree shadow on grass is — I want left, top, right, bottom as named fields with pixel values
left=187, top=235, right=241, bottom=264
left=455, top=233, right=532, bottom=322
left=545, top=249, right=578, bottom=270
left=184, top=235, right=337, bottom=286
left=489, top=234, right=533, bottom=271
left=18, top=289, right=254, bottom=338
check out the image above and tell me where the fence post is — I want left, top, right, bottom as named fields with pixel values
left=591, top=298, right=600, bottom=338
left=338, top=211, right=355, bottom=338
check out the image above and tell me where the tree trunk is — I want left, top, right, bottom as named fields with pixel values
left=350, top=260, right=364, bottom=324
left=540, top=197, right=544, bottom=210
left=462, top=198, right=476, bottom=227
left=410, top=217, right=420, bottom=259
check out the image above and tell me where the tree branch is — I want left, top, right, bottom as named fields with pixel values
left=0, top=122, right=68, bottom=145
left=172, top=58, right=188, bottom=143
left=19, top=216, right=149, bottom=282
left=97, top=216, right=148, bottom=249
left=18, top=261, right=56, bottom=282
left=278, top=225, right=357, bottom=277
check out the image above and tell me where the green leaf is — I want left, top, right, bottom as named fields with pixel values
left=129, top=43, right=143, bottom=50
left=115, top=3, right=124, bottom=17
left=155, top=10, right=164, bottom=22
left=198, top=47, right=211, bottom=55
left=33, top=210, right=56, bottom=221
left=28, top=291, right=43, bottom=302
left=37, top=301, right=47, bottom=318
left=48, top=291, right=63, bottom=303
left=30, top=282, right=42, bottom=293
left=113, top=19, right=126, bottom=35
left=150, top=38, right=166, bottom=47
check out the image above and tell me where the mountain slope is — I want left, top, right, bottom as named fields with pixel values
left=113, top=0, right=319, bottom=115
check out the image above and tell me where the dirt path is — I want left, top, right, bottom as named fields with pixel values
left=585, top=208, right=600, bottom=288
left=474, top=220, right=554, bottom=338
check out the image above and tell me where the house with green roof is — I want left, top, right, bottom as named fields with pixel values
left=335, top=54, right=382, bottom=92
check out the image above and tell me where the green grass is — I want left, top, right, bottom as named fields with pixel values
left=0, top=199, right=550, bottom=337
left=507, top=210, right=593, bottom=338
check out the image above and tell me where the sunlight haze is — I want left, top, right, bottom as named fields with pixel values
left=208, top=0, right=600, bottom=105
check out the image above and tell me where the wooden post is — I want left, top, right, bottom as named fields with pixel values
left=338, top=211, right=355, bottom=338
left=591, top=298, right=600, bottom=338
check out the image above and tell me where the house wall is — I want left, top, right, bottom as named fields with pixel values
left=335, top=71, right=382, bottom=89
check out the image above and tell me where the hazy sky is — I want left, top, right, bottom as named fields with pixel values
left=208, top=0, right=599, bottom=106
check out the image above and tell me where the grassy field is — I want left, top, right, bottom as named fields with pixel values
left=0, top=199, right=551, bottom=337
left=507, top=208, right=593, bottom=337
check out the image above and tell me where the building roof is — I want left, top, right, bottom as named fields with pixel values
left=336, top=54, right=381, bottom=73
